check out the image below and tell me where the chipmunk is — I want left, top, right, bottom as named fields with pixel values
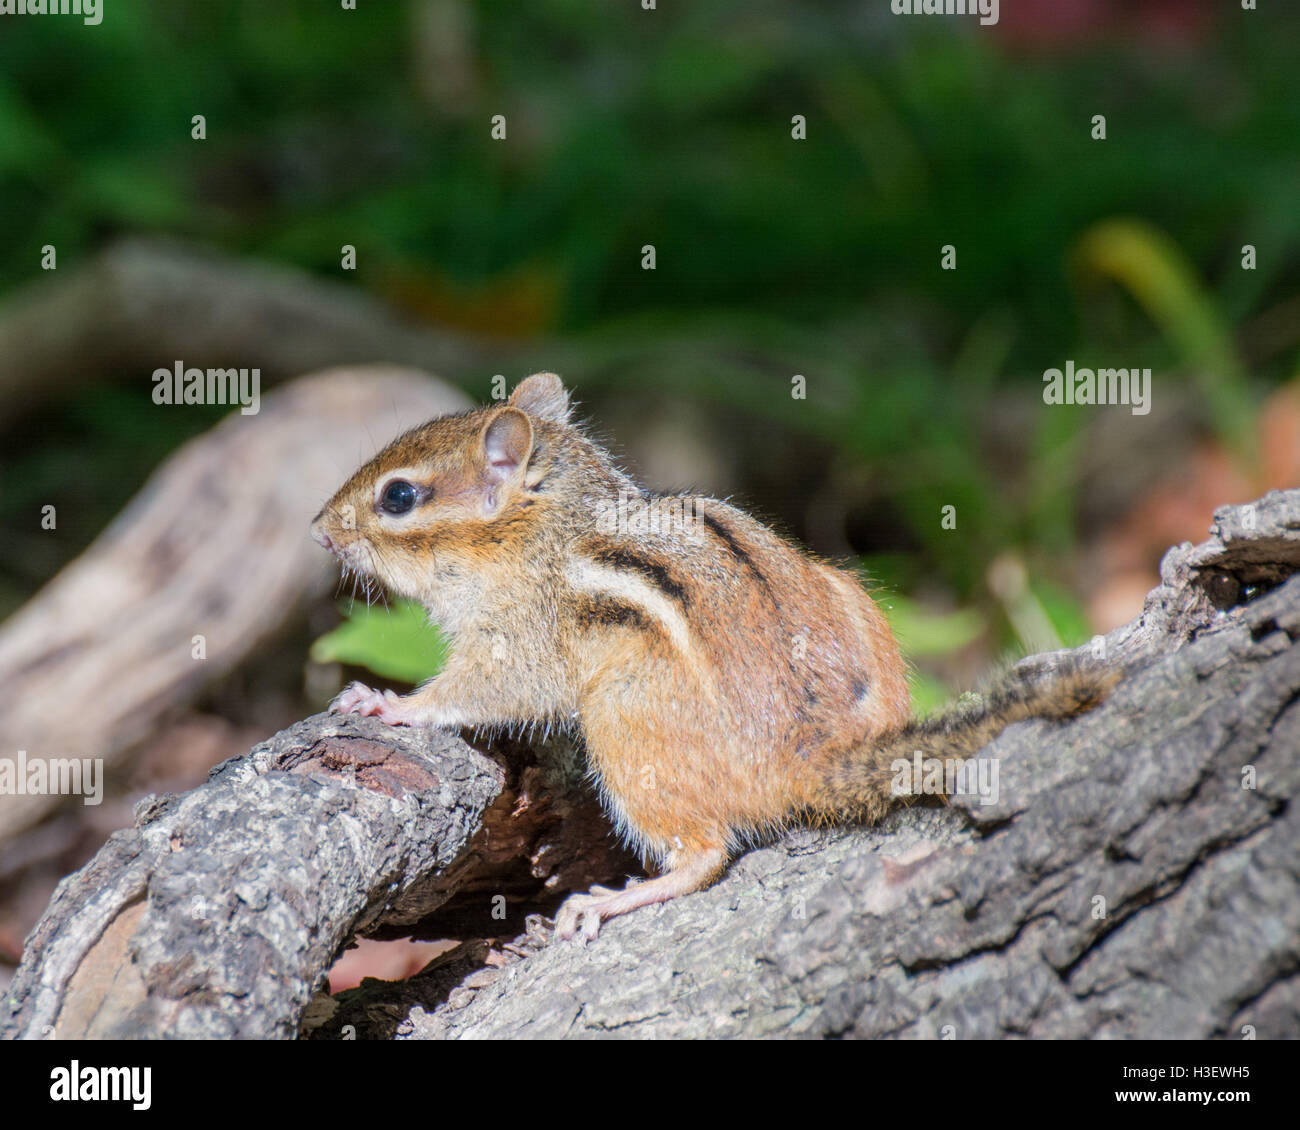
left=311, top=373, right=1114, bottom=941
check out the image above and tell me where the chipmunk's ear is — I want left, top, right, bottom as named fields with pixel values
left=508, top=372, right=572, bottom=424
left=481, top=406, right=535, bottom=486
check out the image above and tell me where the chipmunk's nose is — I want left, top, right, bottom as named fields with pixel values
left=310, top=520, right=333, bottom=551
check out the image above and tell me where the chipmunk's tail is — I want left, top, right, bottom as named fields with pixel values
left=811, top=660, right=1119, bottom=824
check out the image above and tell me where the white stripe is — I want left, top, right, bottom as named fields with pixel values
left=568, top=559, right=694, bottom=654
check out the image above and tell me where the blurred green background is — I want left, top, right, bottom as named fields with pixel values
left=2, top=0, right=1298, bottom=709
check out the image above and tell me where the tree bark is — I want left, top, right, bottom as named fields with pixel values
left=3, top=715, right=505, bottom=1039
left=5, top=491, right=1298, bottom=1040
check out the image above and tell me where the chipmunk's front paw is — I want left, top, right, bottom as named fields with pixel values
left=330, top=681, right=416, bottom=726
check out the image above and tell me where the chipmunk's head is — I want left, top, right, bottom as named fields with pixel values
left=310, top=372, right=574, bottom=606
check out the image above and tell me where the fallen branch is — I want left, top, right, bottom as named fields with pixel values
left=2, top=712, right=636, bottom=1039
left=5, top=491, right=1298, bottom=1039
left=3, top=715, right=504, bottom=1039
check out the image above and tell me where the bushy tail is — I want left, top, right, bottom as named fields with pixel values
left=813, top=661, right=1120, bottom=824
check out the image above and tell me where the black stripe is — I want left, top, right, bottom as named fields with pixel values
left=587, top=543, right=691, bottom=606
left=574, top=594, right=657, bottom=632
left=702, top=512, right=774, bottom=595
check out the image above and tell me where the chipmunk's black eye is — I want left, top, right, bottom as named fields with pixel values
left=379, top=480, right=419, bottom=516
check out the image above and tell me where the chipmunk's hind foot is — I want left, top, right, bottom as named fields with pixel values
left=553, top=846, right=727, bottom=943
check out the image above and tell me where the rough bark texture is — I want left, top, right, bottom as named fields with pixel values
left=5, top=491, right=1299, bottom=1040
left=1, top=713, right=636, bottom=1040
left=2, top=714, right=505, bottom=1039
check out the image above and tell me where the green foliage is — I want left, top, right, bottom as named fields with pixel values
left=1074, top=218, right=1255, bottom=460
left=882, top=594, right=984, bottom=658
left=907, top=669, right=956, bottom=719
left=1032, top=582, right=1094, bottom=652
left=310, top=600, right=447, bottom=686
left=882, top=594, right=985, bottom=716
left=2, top=1, right=1296, bottom=351
left=1, top=0, right=1296, bottom=669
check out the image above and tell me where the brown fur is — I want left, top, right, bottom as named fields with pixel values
left=312, top=373, right=1115, bottom=940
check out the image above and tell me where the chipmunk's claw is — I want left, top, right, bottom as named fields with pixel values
left=330, top=681, right=414, bottom=726
left=553, top=883, right=639, bottom=943
left=554, top=892, right=607, bottom=943
left=552, top=850, right=726, bottom=943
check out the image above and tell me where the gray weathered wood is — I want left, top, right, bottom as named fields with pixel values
left=3, top=714, right=503, bottom=1039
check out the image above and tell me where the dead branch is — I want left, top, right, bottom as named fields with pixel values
left=4, top=491, right=1298, bottom=1040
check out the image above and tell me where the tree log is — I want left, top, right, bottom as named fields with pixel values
left=1, top=713, right=636, bottom=1040
left=5, top=491, right=1298, bottom=1040
left=385, top=491, right=1300, bottom=1040
left=3, top=715, right=505, bottom=1039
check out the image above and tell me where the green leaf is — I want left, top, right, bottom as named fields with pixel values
left=310, top=600, right=447, bottom=685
